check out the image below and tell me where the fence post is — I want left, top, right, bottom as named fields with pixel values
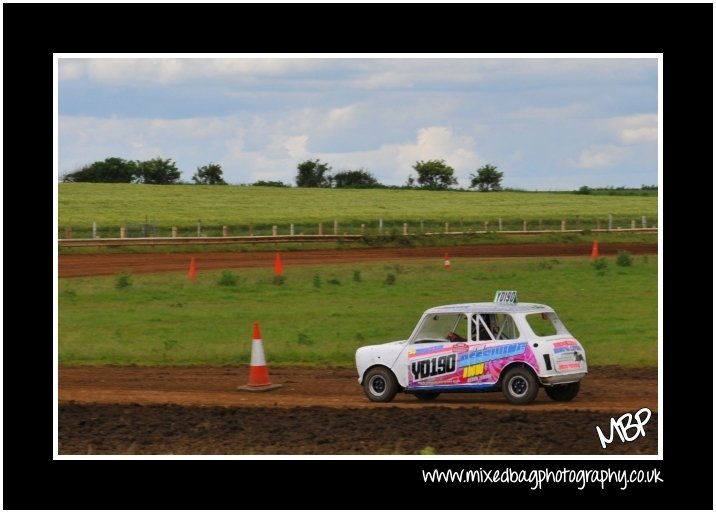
left=608, top=214, right=613, bottom=232
left=498, top=218, right=502, bottom=231
left=631, top=219, right=636, bottom=229
left=65, top=226, right=73, bottom=239
left=223, top=225, right=229, bottom=237
left=272, top=225, right=278, bottom=236
left=444, top=222, right=449, bottom=233
left=290, top=223, right=294, bottom=236
left=318, top=223, right=323, bottom=236
left=334, top=219, right=338, bottom=235
left=523, top=220, right=528, bottom=232
left=361, top=224, right=365, bottom=234
left=403, top=223, right=408, bottom=235
left=172, top=226, right=178, bottom=238
left=120, top=227, right=126, bottom=239
left=420, top=220, right=424, bottom=233
left=249, top=223, right=254, bottom=236
left=561, top=220, right=566, bottom=231
left=379, top=218, right=383, bottom=235
left=642, top=216, right=647, bottom=229
left=197, top=220, right=202, bottom=237
left=484, top=221, right=489, bottom=232
left=92, top=220, right=97, bottom=239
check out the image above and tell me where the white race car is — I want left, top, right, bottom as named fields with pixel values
left=355, top=291, right=587, bottom=404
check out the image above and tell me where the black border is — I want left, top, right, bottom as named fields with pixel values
left=4, top=2, right=712, bottom=510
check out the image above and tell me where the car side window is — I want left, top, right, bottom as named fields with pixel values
left=494, top=313, right=520, bottom=340
left=526, top=312, right=558, bottom=336
left=472, top=314, right=494, bottom=341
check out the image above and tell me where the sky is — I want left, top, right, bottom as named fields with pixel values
left=57, top=55, right=659, bottom=190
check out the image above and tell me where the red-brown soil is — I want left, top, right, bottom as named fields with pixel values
left=58, top=242, right=657, bottom=277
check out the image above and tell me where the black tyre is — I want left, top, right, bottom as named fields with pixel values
left=501, top=366, right=539, bottom=405
left=363, top=366, right=399, bottom=402
left=414, top=392, right=440, bottom=401
left=545, top=382, right=580, bottom=402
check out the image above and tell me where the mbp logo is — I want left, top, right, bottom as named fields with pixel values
left=596, top=407, right=652, bottom=449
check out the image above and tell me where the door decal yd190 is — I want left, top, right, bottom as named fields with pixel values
left=408, top=342, right=538, bottom=388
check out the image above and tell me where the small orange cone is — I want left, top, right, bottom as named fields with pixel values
left=444, top=251, right=451, bottom=269
left=591, top=240, right=599, bottom=261
left=274, top=252, right=283, bottom=276
left=188, top=256, right=197, bottom=281
left=238, top=322, right=282, bottom=392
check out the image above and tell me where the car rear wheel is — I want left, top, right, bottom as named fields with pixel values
left=545, top=382, right=580, bottom=402
left=414, top=392, right=440, bottom=401
left=363, top=367, right=399, bottom=402
left=501, top=367, right=539, bottom=405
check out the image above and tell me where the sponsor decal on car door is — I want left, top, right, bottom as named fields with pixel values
left=407, top=341, right=538, bottom=388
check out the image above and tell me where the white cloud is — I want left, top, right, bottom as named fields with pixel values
left=603, top=114, right=658, bottom=144
left=313, top=126, right=482, bottom=185
left=59, top=115, right=240, bottom=173
left=620, top=127, right=657, bottom=144
left=283, top=135, right=310, bottom=160
left=58, top=58, right=327, bottom=85
left=571, top=145, right=625, bottom=169
left=325, top=105, right=357, bottom=127
left=58, top=59, right=85, bottom=80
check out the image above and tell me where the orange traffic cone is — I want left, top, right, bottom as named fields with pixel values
left=444, top=251, right=451, bottom=269
left=591, top=240, right=599, bottom=261
left=188, top=256, right=197, bottom=281
left=274, top=252, right=283, bottom=276
left=237, top=322, right=282, bottom=392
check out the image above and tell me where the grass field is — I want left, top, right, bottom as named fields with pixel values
left=58, top=255, right=658, bottom=368
left=58, top=183, right=658, bottom=238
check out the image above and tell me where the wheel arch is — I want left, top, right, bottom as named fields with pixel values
left=360, top=364, right=403, bottom=391
left=498, top=361, right=540, bottom=388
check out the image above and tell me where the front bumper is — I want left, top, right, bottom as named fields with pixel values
left=540, top=372, right=587, bottom=385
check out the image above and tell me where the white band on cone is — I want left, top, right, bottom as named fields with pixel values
left=251, top=339, right=267, bottom=366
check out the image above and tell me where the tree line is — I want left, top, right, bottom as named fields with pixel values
left=62, top=158, right=227, bottom=185
left=294, top=158, right=502, bottom=190
left=62, top=156, right=504, bottom=191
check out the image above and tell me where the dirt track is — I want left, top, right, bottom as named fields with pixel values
left=58, top=242, right=657, bottom=277
left=58, top=242, right=659, bottom=455
left=59, top=365, right=658, bottom=455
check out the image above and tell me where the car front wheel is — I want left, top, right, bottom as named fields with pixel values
left=363, top=367, right=399, bottom=402
left=501, top=367, right=539, bottom=405
left=545, top=382, right=580, bottom=402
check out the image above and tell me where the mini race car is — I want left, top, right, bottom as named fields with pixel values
left=355, top=291, right=587, bottom=404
